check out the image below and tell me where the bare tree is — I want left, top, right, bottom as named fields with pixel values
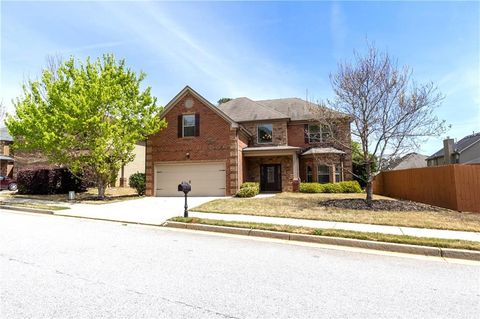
left=326, top=43, right=446, bottom=205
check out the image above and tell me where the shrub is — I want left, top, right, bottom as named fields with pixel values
left=299, top=181, right=363, bottom=194
left=129, top=172, right=146, bottom=195
left=236, top=187, right=258, bottom=198
left=240, top=182, right=259, bottom=190
left=236, top=182, right=260, bottom=198
left=299, top=183, right=323, bottom=193
left=322, top=183, right=343, bottom=193
left=338, top=181, right=362, bottom=193
left=17, top=168, right=87, bottom=195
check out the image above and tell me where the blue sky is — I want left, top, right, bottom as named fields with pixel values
left=1, top=0, right=479, bottom=155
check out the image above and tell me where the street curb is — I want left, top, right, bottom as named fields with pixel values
left=0, top=205, right=54, bottom=215
left=163, top=221, right=480, bottom=261
left=440, top=248, right=480, bottom=261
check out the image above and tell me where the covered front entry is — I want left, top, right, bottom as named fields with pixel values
left=154, top=162, right=226, bottom=196
left=242, top=146, right=300, bottom=192
left=260, top=164, right=282, bottom=192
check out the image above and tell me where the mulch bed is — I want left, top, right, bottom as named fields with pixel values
left=320, top=199, right=446, bottom=212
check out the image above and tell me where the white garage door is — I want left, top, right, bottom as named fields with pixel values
left=155, top=162, right=226, bottom=196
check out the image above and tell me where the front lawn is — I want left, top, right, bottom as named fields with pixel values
left=192, top=193, right=480, bottom=232
left=1, top=187, right=140, bottom=204
left=0, top=201, right=69, bottom=211
left=170, top=217, right=480, bottom=251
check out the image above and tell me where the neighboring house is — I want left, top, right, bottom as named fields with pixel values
left=115, top=141, right=146, bottom=187
left=426, top=133, right=480, bottom=166
left=145, top=86, right=352, bottom=197
left=1, top=126, right=55, bottom=176
left=385, top=153, right=428, bottom=171
left=1, top=127, right=143, bottom=187
left=0, top=127, right=14, bottom=177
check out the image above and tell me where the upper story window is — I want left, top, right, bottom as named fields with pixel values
left=183, top=114, right=196, bottom=137
left=257, top=124, right=273, bottom=144
left=306, top=124, right=332, bottom=143
left=178, top=114, right=199, bottom=138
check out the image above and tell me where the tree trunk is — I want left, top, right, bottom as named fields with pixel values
left=97, top=179, right=107, bottom=200
left=365, top=158, right=373, bottom=207
left=366, top=181, right=373, bottom=206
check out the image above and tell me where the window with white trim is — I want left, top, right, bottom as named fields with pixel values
left=183, top=114, right=195, bottom=137
left=307, top=124, right=332, bottom=143
left=317, top=165, right=330, bottom=183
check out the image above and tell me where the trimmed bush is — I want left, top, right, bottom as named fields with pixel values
left=338, top=181, right=362, bottom=193
left=17, top=168, right=87, bottom=195
left=129, top=172, right=146, bottom=195
left=240, top=182, right=259, bottom=190
left=299, top=183, right=324, bottom=193
left=322, top=183, right=343, bottom=193
left=236, top=182, right=260, bottom=198
left=299, top=181, right=363, bottom=194
left=236, top=187, right=258, bottom=198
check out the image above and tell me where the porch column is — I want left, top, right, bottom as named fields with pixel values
left=292, top=153, right=299, bottom=180
left=330, top=164, right=335, bottom=183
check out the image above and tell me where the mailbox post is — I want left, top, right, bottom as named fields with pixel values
left=177, top=181, right=191, bottom=217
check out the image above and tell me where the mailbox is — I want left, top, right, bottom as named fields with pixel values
left=178, top=181, right=191, bottom=217
left=177, top=181, right=191, bottom=194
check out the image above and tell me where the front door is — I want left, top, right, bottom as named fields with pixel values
left=260, top=164, right=282, bottom=192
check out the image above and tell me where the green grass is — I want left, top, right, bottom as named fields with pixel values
left=192, top=192, right=480, bottom=232
left=0, top=201, right=70, bottom=211
left=4, top=187, right=141, bottom=205
left=170, top=216, right=480, bottom=251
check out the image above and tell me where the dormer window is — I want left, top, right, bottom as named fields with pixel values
left=257, top=124, right=273, bottom=143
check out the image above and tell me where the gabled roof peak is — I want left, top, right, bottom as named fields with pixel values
left=161, top=86, right=237, bottom=127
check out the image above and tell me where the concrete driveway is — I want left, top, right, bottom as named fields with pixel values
left=60, top=196, right=222, bottom=225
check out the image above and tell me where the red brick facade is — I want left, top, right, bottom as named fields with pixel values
left=146, top=91, right=240, bottom=196
left=145, top=87, right=353, bottom=196
left=288, top=121, right=353, bottom=181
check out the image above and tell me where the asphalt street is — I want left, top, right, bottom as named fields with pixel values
left=1, top=209, right=479, bottom=318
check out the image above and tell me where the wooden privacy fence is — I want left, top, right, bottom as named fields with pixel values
left=373, top=164, right=480, bottom=213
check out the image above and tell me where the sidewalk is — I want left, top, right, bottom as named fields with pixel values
left=1, top=195, right=479, bottom=242
left=188, top=211, right=480, bottom=242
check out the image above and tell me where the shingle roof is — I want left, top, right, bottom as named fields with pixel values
left=427, top=133, right=480, bottom=159
left=0, top=127, right=12, bottom=142
left=388, top=153, right=428, bottom=170
left=218, top=97, right=348, bottom=122
left=243, top=146, right=300, bottom=152
left=301, top=147, right=345, bottom=156
left=256, top=98, right=347, bottom=121
left=218, top=97, right=289, bottom=122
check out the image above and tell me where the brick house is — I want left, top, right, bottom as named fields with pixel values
left=0, top=127, right=15, bottom=177
left=145, top=86, right=352, bottom=196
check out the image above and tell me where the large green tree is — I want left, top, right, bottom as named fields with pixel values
left=6, top=54, right=166, bottom=198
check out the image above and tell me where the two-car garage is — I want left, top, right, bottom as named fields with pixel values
left=154, top=162, right=226, bottom=196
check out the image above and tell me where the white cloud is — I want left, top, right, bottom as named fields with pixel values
left=100, top=1, right=304, bottom=101
left=330, top=1, right=347, bottom=60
